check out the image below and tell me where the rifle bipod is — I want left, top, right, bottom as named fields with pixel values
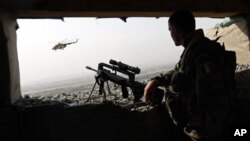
left=84, top=76, right=112, bottom=103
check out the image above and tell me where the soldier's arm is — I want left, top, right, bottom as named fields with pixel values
left=152, top=61, right=180, bottom=87
left=143, top=62, right=180, bottom=102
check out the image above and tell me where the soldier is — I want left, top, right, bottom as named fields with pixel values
left=144, top=10, right=233, bottom=141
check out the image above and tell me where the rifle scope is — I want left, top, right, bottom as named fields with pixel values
left=109, top=59, right=141, bottom=74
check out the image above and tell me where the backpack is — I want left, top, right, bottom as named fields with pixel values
left=212, top=40, right=237, bottom=93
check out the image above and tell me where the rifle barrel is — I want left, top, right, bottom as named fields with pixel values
left=86, top=66, right=97, bottom=72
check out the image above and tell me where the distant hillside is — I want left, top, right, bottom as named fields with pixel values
left=21, top=65, right=173, bottom=97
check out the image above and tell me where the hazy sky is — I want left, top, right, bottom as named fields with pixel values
left=17, top=17, right=224, bottom=85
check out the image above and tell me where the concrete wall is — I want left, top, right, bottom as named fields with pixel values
left=1, top=0, right=250, bottom=18
left=0, top=13, right=21, bottom=105
left=0, top=103, right=172, bottom=141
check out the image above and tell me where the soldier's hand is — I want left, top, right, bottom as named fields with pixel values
left=143, top=80, right=157, bottom=103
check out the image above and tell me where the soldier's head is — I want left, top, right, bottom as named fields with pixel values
left=168, top=10, right=196, bottom=46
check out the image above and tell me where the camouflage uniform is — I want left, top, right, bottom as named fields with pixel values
left=153, top=29, right=232, bottom=141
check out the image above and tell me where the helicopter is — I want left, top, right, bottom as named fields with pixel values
left=52, top=38, right=79, bottom=51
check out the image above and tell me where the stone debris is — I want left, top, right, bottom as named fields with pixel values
left=130, top=104, right=155, bottom=112
left=15, top=83, right=155, bottom=112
